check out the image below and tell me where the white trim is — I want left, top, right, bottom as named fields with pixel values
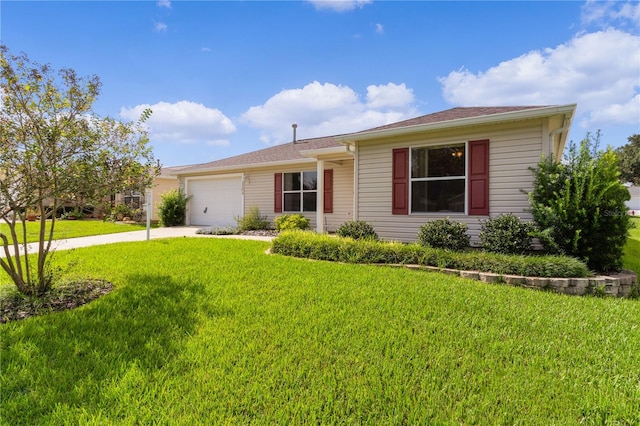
left=178, top=158, right=317, bottom=177
left=184, top=173, right=244, bottom=226
left=316, top=160, right=325, bottom=233
left=300, top=146, right=352, bottom=158
left=409, top=142, right=467, bottom=215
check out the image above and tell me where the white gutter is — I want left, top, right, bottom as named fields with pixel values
left=336, top=104, right=577, bottom=143
left=300, top=146, right=352, bottom=158
left=548, top=119, right=571, bottom=160
left=177, top=157, right=317, bottom=177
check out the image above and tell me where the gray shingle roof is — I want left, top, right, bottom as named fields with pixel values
left=359, top=106, right=550, bottom=132
left=178, top=135, right=341, bottom=172
left=177, top=106, right=550, bottom=173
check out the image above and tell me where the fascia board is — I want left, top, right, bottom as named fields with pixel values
left=176, top=158, right=317, bottom=177
left=336, top=104, right=577, bottom=143
left=299, top=146, right=352, bottom=159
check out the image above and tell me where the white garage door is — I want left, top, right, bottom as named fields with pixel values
left=188, top=176, right=243, bottom=226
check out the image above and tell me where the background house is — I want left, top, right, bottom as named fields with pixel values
left=627, top=185, right=640, bottom=216
left=174, top=104, right=576, bottom=243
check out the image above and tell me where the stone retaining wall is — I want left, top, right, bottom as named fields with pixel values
left=403, top=265, right=638, bottom=298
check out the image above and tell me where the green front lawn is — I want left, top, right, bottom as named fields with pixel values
left=0, top=219, right=152, bottom=244
left=623, top=217, right=640, bottom=275
left=2, top=238, right=639, bottom=424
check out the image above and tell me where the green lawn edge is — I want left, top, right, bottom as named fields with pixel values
left=1, top=238, right=639, bottom=424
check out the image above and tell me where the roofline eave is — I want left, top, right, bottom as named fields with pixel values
left=176, top=157, right=318, bottom=177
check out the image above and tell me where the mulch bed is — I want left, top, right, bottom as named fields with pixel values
left=0, top=279, right=113, bottom=324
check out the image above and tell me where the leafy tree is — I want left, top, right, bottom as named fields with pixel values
left=616, top=134, right=640, bottom=185
left=528, top=131, right=631, bottom=272
left=0, top=45, right=159, bottom=296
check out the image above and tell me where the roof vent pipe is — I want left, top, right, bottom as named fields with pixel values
left=292, top=123, right=298, bottom=144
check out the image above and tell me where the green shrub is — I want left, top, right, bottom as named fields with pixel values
left=418, top=218, right=470, bottom=251
left=274, top=214, right=310, bottom=232
left=236, top=206, right=270, bottom=231
left=335, top=220, right=378, bottom=240
left=528, top=131, right=632, bottom=272
left=271, top=231, right=591, bottom=278
left=158, top=189, right=189, bottom=227
left=479, top=213, right=534, bottom=254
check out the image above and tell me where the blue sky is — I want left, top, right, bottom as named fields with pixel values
left=2, top=0, right=639, bottom=167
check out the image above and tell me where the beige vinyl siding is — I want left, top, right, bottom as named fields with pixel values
left=152, top=177, right=179, bottom=221
left=185, top=160, right=353, bottom=232
left=356, top=121, right=545, bottom=244
left=324, top=161, right=354, bottom=231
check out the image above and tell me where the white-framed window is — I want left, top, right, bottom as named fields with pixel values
left=283, top=171, right=317, bottom=212
left=410, top=144, right=466, bottom=213
left=124, top=191, right=143, bottom=209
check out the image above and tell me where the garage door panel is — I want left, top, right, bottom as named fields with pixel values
left=188, top=177, right=242, bottom=226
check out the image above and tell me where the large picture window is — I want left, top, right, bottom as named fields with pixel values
left=411, top=144, right=466, bottom=213
left=283, top=171, right=317, bottom=212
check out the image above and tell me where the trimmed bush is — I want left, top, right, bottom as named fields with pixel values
left=418, top=218, right=470, bottom=251
left=271, top=231, right=591, bottom=278
left=479, top=214, right=535, bottom=254
left=528, top=132, right=632, bottom=272
left=236, top=206, right=270, bottom=231
left=274, top=214, right=310, bottom=232
left=158, top=189, right=189, bottom=227
left=335, top=220, right=378, bottom=240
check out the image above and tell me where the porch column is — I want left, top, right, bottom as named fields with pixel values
left=316, top=159, right=325, bottom=233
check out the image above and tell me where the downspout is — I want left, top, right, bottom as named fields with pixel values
left=548, top=118, right=571, bottom=161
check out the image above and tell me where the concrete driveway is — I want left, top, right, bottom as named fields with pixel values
left=0, top=226, right=273, bottom=258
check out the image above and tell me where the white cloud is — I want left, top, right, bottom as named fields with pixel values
left=201, top=47, right=211, bottom=52
left=375, top=23, right=384, bottom=34
left=154, top=22, right=167, bottom=32
left=366, top=82, right=414, bottom=109
left=240, top=81, right=417, bottom=145
left=119, top=101, right=236, bottom=145
left=439, top=29, right=640, bottom=128
left=157, top=0, right=171, bottom=9
left=306, top=0, right=372, bottom=12
left=206, top=139, right=230, bottom=147
left=586, top=94, right=640, bottom=126
left=581, top=0, right=640, bottom=29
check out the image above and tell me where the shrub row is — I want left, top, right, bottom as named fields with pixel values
left=271, top=231, right=592, bottom=278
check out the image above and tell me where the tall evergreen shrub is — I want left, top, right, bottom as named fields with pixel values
left=158, top=189, right=189, bottom=227
left=528, top=131, right=631, bottom=272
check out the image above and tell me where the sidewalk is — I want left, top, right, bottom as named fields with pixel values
left=0, top=226, right=273, bottom=258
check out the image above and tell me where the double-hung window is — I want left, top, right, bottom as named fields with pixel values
left=411, top=144, right=466, bottom=213
left=283, top=171, right=317, bottom=212
left=123, top=191, right=143, bottom=209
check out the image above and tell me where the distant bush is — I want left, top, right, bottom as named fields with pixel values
left=236, top=206, right=270, bottom=231
left=479, top=214, right=535, bottom=254
left=335, top=220, right=378, bottom=240
left=158, top=189, right=189, bottom=227
left=418, top=218, right=470, bottom=251
left=270, top=231, right=591, bottom=278
left=274, top=214, right=310, bottom=232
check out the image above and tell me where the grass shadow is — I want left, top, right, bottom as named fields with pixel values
left=1, top=273, right=204, bottom=423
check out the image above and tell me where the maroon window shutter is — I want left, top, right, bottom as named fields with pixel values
left=468, top=140, right=489, bottom=215
left=324, top=169, right=333, bottom=213
left=274, top=173, right=283, bottom=213
left=392, top=148, right=409, bottom=215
